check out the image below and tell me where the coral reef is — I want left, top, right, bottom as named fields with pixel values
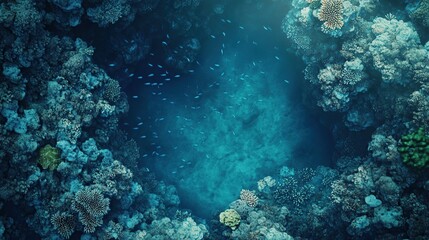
left=1, top=0, right=429, bottom=239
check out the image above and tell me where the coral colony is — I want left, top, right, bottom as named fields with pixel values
left=1, top=0, right=429, bottom=239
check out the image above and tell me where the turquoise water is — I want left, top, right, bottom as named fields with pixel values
left=124, top=2, right=333, bottom=218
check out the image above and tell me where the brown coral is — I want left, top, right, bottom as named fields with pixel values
left=240, top=189, right=259, bottom=207
left=318, top=0, right=344, bottom=30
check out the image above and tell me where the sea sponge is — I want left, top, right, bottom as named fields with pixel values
left=38, top=144, right=61, bottom=170
left=219, top=209, right=240, bottom=230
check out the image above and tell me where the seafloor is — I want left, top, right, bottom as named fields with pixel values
left=1, top=0, right=429, bottom=239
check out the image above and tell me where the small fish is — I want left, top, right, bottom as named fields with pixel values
left=165, top=78, right=171, bottom=81
left=162, top=98, right=167, bottom=101
left=188, top=69, right=195, bottom=73
left=138, top=76, right=143, bottom=79
left=151, top=83, right=158, bottom=86
left=275, top=56, right=280, bottom=60
left=226, top=19, right=232, bottom=23
left=167, top=34, right=170, bottom=39
left=145, top=82, right=151, bottom=85
left=148, top=73, right=155, bottom=77
left=214, top=64, right=220, bottom=67
left=239, top=26, right=244, bottom=30
left=137, top=122, right=143, bottom=126
left=162, top=41, right=168, bottom=46
left=157, top=64, right=163, bottom=68
left=159, top=118, right=165, bottom=121
left=128, top=73, right=134, bottom=77
left=209, top=67, right=214, bottom=71
left=284, top=79, right=289, bottom=84
left=148, top=63, right=153, bottom=67
left=263, top=26, right=268, bottom=30
left=210, top=35, right=216, bottom=39
left=194, top=95, right=200, bottom=99
left=140, top=135, right=147, bottom=138
left=108, top=63, right=116, bottom=67
left=133, top=127, right=139, bottom=130
left=221, top=49, right=224, bottom=55
left=222, top=32, right=226, bottom=36
left=174, top=74, right=181, bottom=78
left=132, top=95, right=138, bottom=99
left=143, top=154, right=148, bottom=157
left=161, top=73, right=167, bottom=77
left=179, top=165, right=184, bottom=168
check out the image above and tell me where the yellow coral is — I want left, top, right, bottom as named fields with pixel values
left=219, top=209, right=240, bottom=230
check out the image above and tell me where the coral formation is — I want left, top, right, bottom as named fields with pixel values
left=219, top=209, right=241, bottom=230
left=318, top=0, right=344, bottom=30
left=72, top=187, right=110, bottom=233
left=398, top=128, right=429, bottom=168
left=51, top=212, right=76, bottom=239
left=37, top=144, right=61, bottom=170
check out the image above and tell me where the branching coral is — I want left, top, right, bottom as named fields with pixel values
left=72, top=187, right=110, bottom=233
left=239, top=189, right=259, bottom=207
left=51, top=212, right=76, bottom=239
left=318, top=0, right=344, bottom=30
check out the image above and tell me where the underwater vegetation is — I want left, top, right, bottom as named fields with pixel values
left=0, top=0, right=429, bottom=239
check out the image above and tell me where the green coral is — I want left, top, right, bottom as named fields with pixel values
left=38, top=144, right=61, bottom=170
left=219, top=209, right=240, bottom=230
left=398, top=128, right=429, bottom=169
left=411, top=0, right=429, bottom=27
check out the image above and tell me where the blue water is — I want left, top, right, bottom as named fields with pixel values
left=122, top=3, right=334, bottom=218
